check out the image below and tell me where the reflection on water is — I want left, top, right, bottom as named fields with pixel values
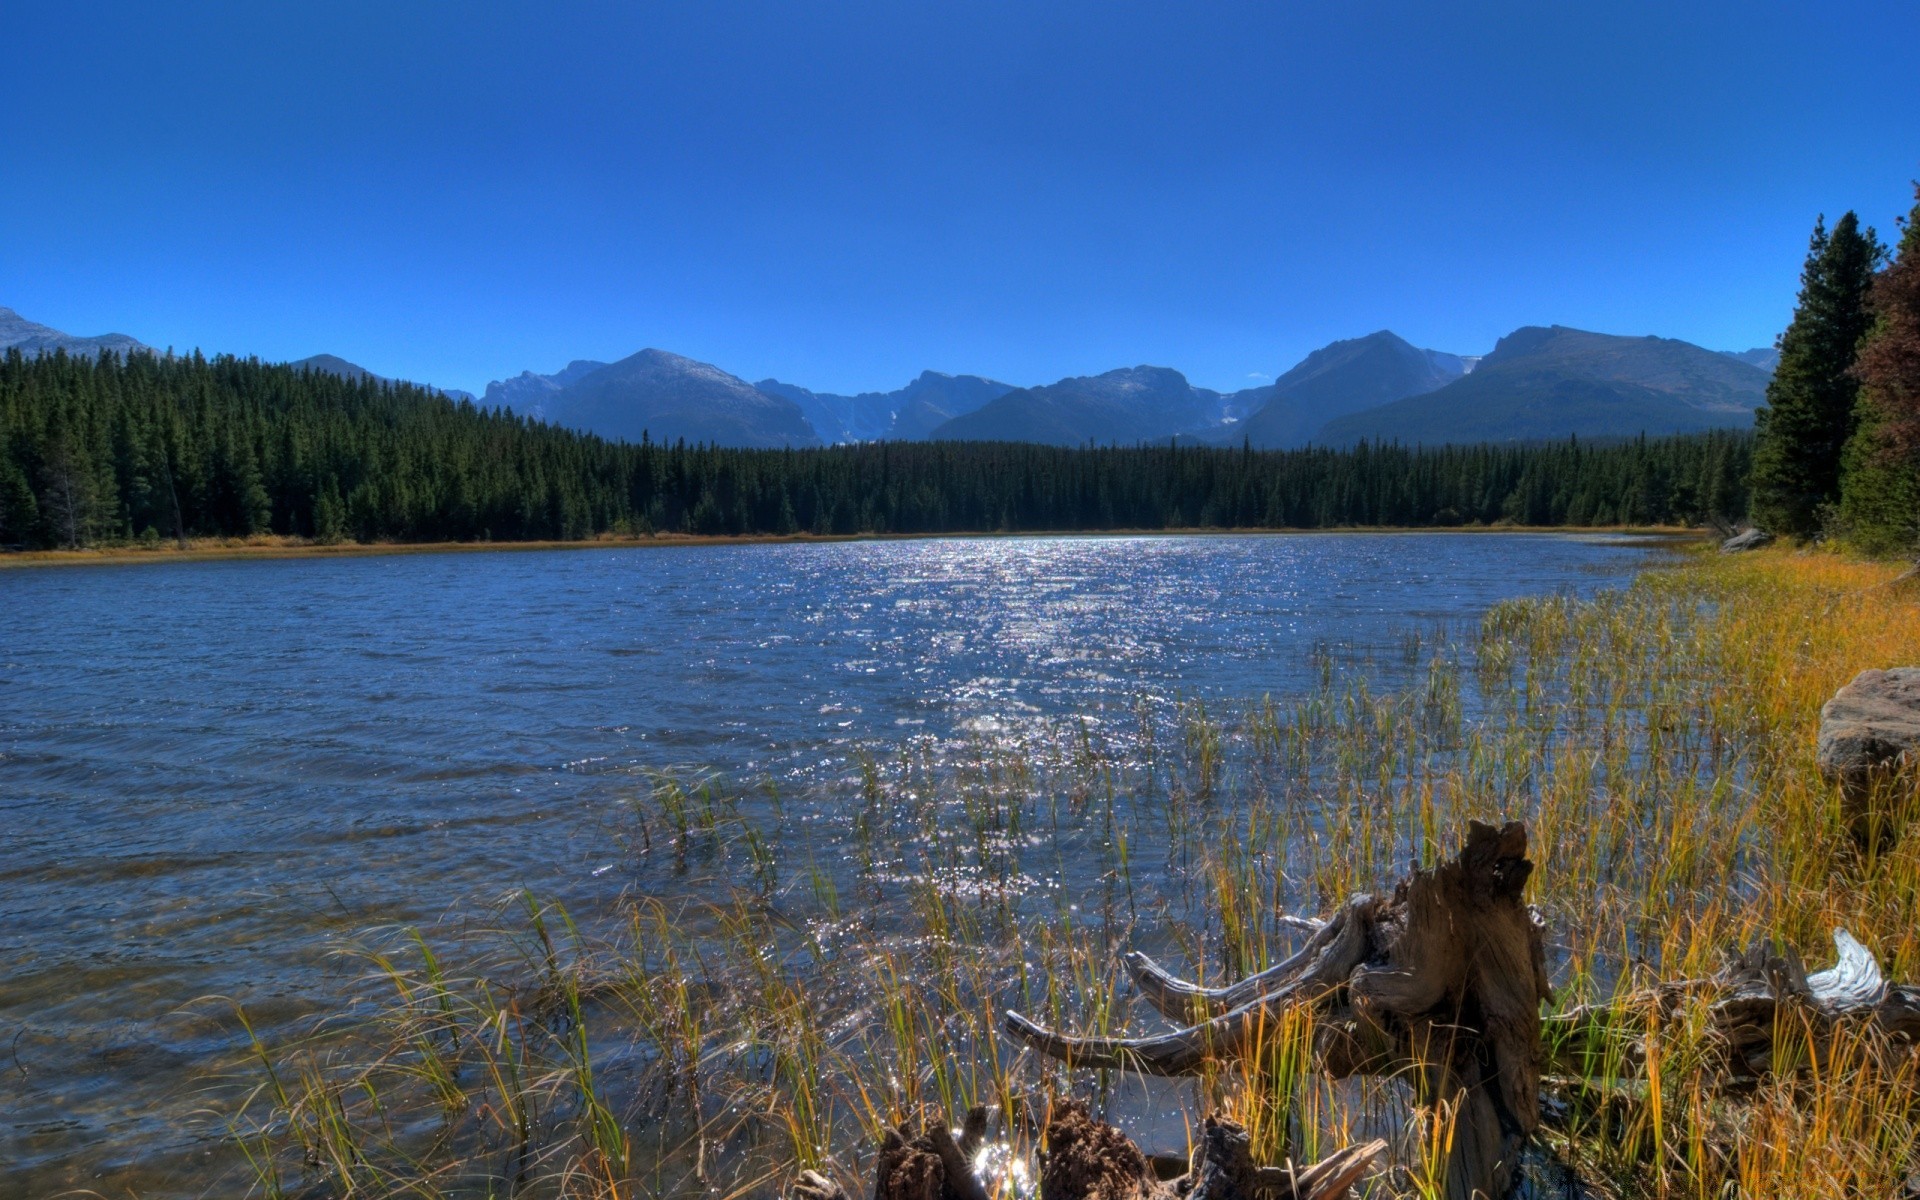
left=0, top=533, right=1658, bottom=1192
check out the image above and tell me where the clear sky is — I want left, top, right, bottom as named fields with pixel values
left=3, top=2, right=1917, bottom=397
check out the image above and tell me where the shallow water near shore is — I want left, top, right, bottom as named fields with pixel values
left=0, top=532, right=1666, bottom=1195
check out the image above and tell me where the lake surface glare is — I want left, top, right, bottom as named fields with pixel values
left=0, top=532, right=1663, bottom=1194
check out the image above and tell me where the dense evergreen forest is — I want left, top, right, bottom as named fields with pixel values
left=0, top=349, right=1751, bottom=549
left=1749, top=184, right=1920, bottom=554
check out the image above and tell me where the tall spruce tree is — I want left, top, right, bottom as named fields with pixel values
left=1839, top=187, right=1920, bottom=555
left=0, top=459, right=37, bottom=545
left=1748, top=212, right=1883, bottom=537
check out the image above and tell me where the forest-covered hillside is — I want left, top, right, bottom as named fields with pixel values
left=0, top=349, right=1751, bottom=548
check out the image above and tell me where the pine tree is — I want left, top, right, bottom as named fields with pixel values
left=0, top=460, right=37, bottom=546
left=1839, top=187, right=1920, bottom=555
left=1748, top=213, right=1884, bottom=537
left=312, top=479, right=348, bottom=544
left=39, top=433, right=99, bottom=548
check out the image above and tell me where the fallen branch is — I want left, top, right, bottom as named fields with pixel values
left=1546, top=929, right=1920, bottom=1082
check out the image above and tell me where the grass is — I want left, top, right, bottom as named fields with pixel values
left=222, top=544, right=1920, bottom=1199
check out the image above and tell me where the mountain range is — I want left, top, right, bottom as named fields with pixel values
left=528, top=349, right=819, bottom=449
left=443, top=327, right=1773, bottom=449
left=1721, top=346, right=1781, bottom=373
left=2, top=304, right=1776, bottom=449
left=482, top=359, right=609, bottom=419
left=0, top=306, right=150, bottom=359
left=929, top=365, right=1266, bottom=445
left=0, top=313, right=476, bottom=402
left=1316, top=326, right=1770, bottom=445
left=1232, top=331, right=1470, bottom=448
left=754, top=371, right=1016, bottom=442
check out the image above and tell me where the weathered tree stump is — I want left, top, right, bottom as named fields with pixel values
left=1041, top=1102, right=1382, bottom=1200
left=790, top=1112, right=987, bottom=1200
left=791, top=1105, right=1382, bottom=1200
left=1005, top=821, right=1550, bottom=1200
left=794, top=807, right=1920, bottom=1200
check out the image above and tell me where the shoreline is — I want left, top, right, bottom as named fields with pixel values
left=0, top=525, right=1704, bottom=570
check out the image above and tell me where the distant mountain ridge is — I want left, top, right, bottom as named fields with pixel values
left=0, top=306, right=150, bottom=358
left=1721, top=346, right=1781, bottom=373
left=2, top=303, right=1783, bottom=450
left=482, top=359, right=609, bottom=420
left=1316, top=325, right=1771, bottom=445
left=929, top=365, right=1257, bottom=445
left=539, top=349, right=818, bottom=449
left=1234, top=330, right=1467, bottom=448
left=288, top=353, right=476, bottom=402
left=754, top=371, right=1015, bottom=442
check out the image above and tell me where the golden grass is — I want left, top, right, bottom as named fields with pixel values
left=222, top=546, right=1920, bottom=1199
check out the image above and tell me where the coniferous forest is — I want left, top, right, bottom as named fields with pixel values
left=1749, top=184, right=1920, bottom=554
left=0, top=348, right=1754, bottom=550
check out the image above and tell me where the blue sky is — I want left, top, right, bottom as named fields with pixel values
left=4, top=1, right=1917, bottom=396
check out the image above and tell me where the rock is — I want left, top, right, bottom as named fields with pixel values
left=1818, top=669, right=1920, bottom=846
left=1818, top=669, right=1920, bottom=787
left=1720, top=527, right=1772, bottom=553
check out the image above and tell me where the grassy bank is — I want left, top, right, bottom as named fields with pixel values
left=221, top=546, right=1919, bottom=1199
left=0, top=525, right=1697, bottom=569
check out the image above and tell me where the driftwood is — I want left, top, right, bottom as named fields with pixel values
left=1000, top=815, right=1920, bottom=1199
left=1006, top=821, right=1550, bottom=1200
left=791, top=816, right=1920, bottom=1200
left=791, top=1104, right=1383, bottom=1200
left=1719, top=527, right=1773, bottom=553
left=1545, top=928, right=1920, bottom=1082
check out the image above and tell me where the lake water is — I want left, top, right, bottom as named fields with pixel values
left=0, top=532, right=1666, bottom=1193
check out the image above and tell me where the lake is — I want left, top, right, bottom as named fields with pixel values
left=0, top=532, right=1666, bottom=1194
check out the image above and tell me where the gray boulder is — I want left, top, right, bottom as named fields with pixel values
left=1720, top=527, right=1772, bottom=553
left=1817, top=668, right=1920, bottom=795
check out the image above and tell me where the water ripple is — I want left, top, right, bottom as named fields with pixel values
left=0, top=531, right=1656, bottom=1187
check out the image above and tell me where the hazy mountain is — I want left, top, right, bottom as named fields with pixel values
left=482, top=360, right=608, bottom=420
left=757, top=370, right=1015, bottom=442
left=1721, top=346, right=1780, bottom=373
left=930, top=365, right=1236, bottom=445
left=290, top=353, right=476, bottom=402
left=0, top=306, right=150, bottom=358
left=288, top=353, right=379, bottom=383
left=886, top=373, right=1020, bottom=438
left=1214, top=383, right=1277, bottom=428
left=1235, top=331, right=1467, bottom=448
left=6, top=299, right=1781, bottom=450
left=753, top=378, right=893, bottom=442
left=543, top=349, right=818, bottom=448
left=1317, top=325, right=1771, bottom=446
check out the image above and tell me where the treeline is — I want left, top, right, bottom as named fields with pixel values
left=0, top=348, right=1751, bottom=549
left=1749, top=184, right=1920, bottom=554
